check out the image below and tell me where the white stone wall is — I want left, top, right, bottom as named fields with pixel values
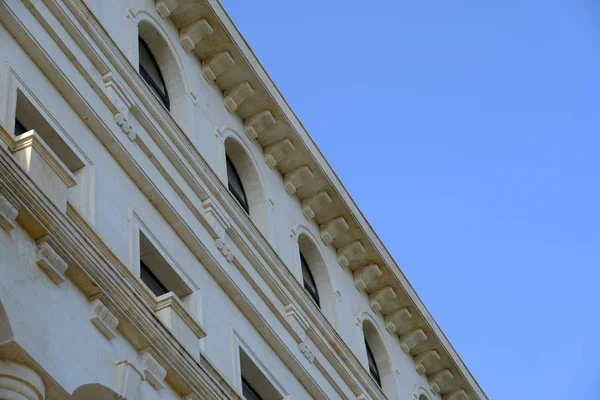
left=0, top=1, right=482, bottom=400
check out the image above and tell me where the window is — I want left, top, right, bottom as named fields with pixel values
left=138, top=36, right=170, bottom=109
left=14, top=118, right=28, bottom=136
left=300, top=253, right=320, bottom=307
left=239, top=349, right=282, bottom=400
left=140, top=260, right=168, bottom=297
left=226, top=155, right=249, bottom=213
left=365, top=338, right=381, bottom=387
left=242, top=377, right=264, bottom=400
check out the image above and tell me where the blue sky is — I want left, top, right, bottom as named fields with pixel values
left=219, top=1, right=600, bottom=399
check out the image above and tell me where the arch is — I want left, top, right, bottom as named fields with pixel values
left=223, top=135, right=270, bottom=236
left=296, top=230, right=338, bottom=326
left=413, top=386, right=433, bottom=400
left=361, top=315, right=395, bottom=397
left=131, top=9, right=190, bottom=128
left=72, top=383, right=119, bottom=400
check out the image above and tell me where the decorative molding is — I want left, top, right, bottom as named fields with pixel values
left=283, top=165, right=314, bottom=195
left=429, top=369, right=454, bottom=395
left=384, top=307, right=411, bottom=334
left=301, top=191, right=331, bottom=219
left=244, top=110, right=275, bottom=140
left=369, top=286, right=396, bottom=313
left=264, top=138, right=294, bottom=168
left=103, top=73, right=136, bottom=141
left=337, top=241, right=365, bottom=268
left=202, top=198, right=230, bottom=239
left=179, top=19, right=214, bottom=51
left=202, top=51, right=235, bottom=82
left=140, top=350, right=167, bottom=391
left=223, top=81, right=254, bottom=113
left=298, top=342, right=315, bottom=364
left=400, top=329, right=427, bottom=354
left=414, top=350, right=441, bottom=376
left=319, top=217, right=348, bottom=245
left=0, top=194, right=18, bottom=231
left=0, top=360, right=45, bottom=400
left=353, top=264, right=381, bottom=291
left=215, top=238, right=234, bottom=262
left=285, top=303, right=309, bottom=342
left=36, top=239, right=68, bottom=284
left=443, top=389, right=468, bottom=400
left=115, top=113, right=137, bottom=141
left=89, top=297, right=119, bottom=339
left=115, top=358, right=143, bottom=400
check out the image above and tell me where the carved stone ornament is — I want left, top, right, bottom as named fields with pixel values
left=140, top=350, right=167, bottom=391
left=298, top=342, right=315, bottom=364
left=215, top=238, right=234, bottom=262
left=353, top=264, right=382, bottom=291
left=202, top=199, right=230, bottom=239
left=116, top=358, right=143, bottom=400
left=115, top=113, right=136, bottom=141
left=384, top=307, right=411, bottom=334
left=337, top=240, right=365, bottom=268
left=155, top=0, right=185, bottom=18
left=429, top=369, right=454, bottom=395
left=244, top=110, right=276, bottom=140
left=285, top=303, right=309, bottom=342
left=179, top=19, right=214, bottom=51
left=202, top=51, right=235, bottom=82
left=443, top=389, right=468, bottom=400
left=400, top=329, right=427, bottom=354
left=414, top=349, right=440, bottom=375
left=264, top=138, right=295, bottom=168
left=36, top=239, right=68, bottom=284
left=223, top=81, right=254, bottom=113
left=89, top=298, right=119, bottom=339
left=319, top=217, right=348, bottom=245
left=0, top=194, right=18, bottom=231
left=369, top=286, right=397, bottom=313
left=283, top=165, right=314, bottom=195
left=301, top=191, right=331, bottom=219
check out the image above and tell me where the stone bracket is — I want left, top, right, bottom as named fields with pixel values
left=202, top=198, right=230, bottom=240
left=244, top=110, right=275, bottom=140
left=337, top=241, right=365, bottom=268
left=369, top=286, right=396, bottom=313
left=116, top=358, right=143, bottom=400
left=140, top=350, right=167, bottom=391
left=414, top=350, right=440, bottom=376
left=443, top=389, right=468, bottom=400
left=283, top=165, right=313, bottom=195
left=400, top=329, right=427, bottom=354
left=155, top=0, right=185, bottom=18
left=179, top=19, right=214, bottom=51
left=202, top=51, right=235, bottom=82
left=301, top=191, right=331, bottom=219
left=89, top=297, right=119, bottom=339
left=353, top=264, right=381, bottom=291
left=285, top=303, right=309, bottom=342
left=103, top=73, right=137, bottom=141
left=429, top=369, right=454, bottom=395
left=36, top=238, right=68, bottom=284
left=223, top=82, right=254, bottom=113
left=384, top=307, right=411, bottom=334
left=264, top=138, right=295, bottom=168
left=0, top=194, right=18, bottom=231
left=319, top=217, right=348, bottom=245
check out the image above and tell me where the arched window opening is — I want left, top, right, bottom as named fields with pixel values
left=301, top=252, right=320, bottom=307
left=138, top=36, right=170, bottom=109
left=226, top=155, right=249, bottom=213
left=365, top=338, right=381, bottom=386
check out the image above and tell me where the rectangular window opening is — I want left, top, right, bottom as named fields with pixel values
left=240, top=350, right=282, bottom=400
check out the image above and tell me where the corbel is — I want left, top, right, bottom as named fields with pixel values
left=223, top=82, right=254, bottom=113
left=244, top=110, right=276, bottom=140
left=36, top=237, right=68, bottom=284
left=103, top=73, right=136, bottom=141
left=414, top=350, right=440, bottom=376
left=369, top=286, right=396, bottom=313
left=202, top=51, right=235, bottom=82
left=353, top=264, right=382, bottom=291
left=179, top=19, right=214, bottom=51
left=384, top=307, right=411, bottom=334
left=429, top=369, right=454, bottom=395
left=301, top=191, right=331, bottom=219
left=337, top=240, right=365, bottom=268
left=264, top=138, right=295, bottom=168
left=443, top=389, right=468, bottom=400
left=115, top=358, right=143, bottom=400
left=283, top=165, right=313, bottom=195
left=319, top=217, right=348, bottom=245
left=155, top=0, right=185, bottom=18
left=140, top=350, right=167, bottom=391
left=89, top=296, right=119, bottom=339
left=400, top=329, right=427, bottom=354
left=202, top=199, right=230, bottom=240
left=0, top=194, right=18, bottom=231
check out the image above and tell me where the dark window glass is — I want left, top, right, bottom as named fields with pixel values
left=138, top=37, right=170, bottom=109
left=365, top=339, right=381, bottom=387
left=226, top=155, right=249, bottom=213
left=140, top=260, right=169, bottom=297
left=14, top=119, right=27, bottom=136
left=301, top=253, right=320, bottom=307
left=242, top=377, right=264, bottom=400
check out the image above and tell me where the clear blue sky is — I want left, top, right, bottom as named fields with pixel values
left=220, top=1, right=600, bottom=399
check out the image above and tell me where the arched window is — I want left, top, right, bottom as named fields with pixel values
left=300, top=252, right=320, bottom=307
left=365, top=338, right=381, bottom=386
left=138, top=36, right=170, bottom=109
left=226, top=155, right=249, bottom=213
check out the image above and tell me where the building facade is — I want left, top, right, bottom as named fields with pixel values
left=0, top=1, right=486, bottom=399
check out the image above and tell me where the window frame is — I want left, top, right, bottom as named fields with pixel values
left=226, top=155, right=250, bottom=213
left=241, top=377, right=265, bottom=400
left=300, top=253, right=320, bottom=307
left=138, top=36, right=170, bottom=110
left=365, top=338, right=382, bottom=387
left=140, top=260, right=169, bottom=297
